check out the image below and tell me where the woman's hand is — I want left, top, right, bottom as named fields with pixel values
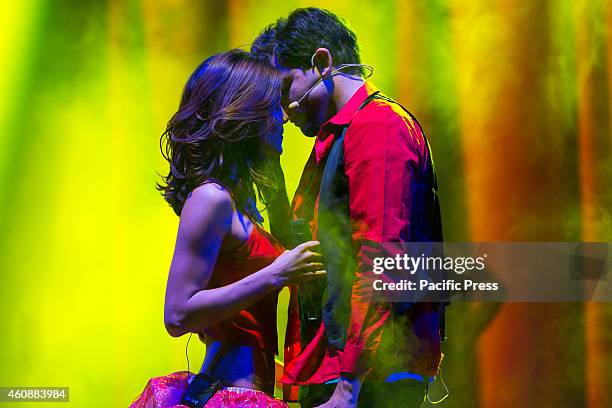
left=268, top=241, right=325, bottom=287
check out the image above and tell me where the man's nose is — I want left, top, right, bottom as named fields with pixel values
left=281, top=108, right=290, bottom=124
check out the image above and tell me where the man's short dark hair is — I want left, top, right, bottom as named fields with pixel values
left=274, top=8, right=362, bottom=74
left=251, top=22, right=283, bottom=63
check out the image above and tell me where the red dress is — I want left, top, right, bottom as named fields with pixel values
left=129, top=225, right=289, bottom=408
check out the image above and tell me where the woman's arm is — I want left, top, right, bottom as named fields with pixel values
left=164, top=183, right=322, bottom=337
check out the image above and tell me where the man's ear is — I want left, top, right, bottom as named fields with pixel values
left=312, top=48, right=333, bottom=77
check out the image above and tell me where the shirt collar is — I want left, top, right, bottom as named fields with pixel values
left=314, top=82, right=378, bottom=163
left=322, top=81, right=379, bottom=128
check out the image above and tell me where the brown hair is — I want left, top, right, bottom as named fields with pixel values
left=157, top=49, right=282, bottom=219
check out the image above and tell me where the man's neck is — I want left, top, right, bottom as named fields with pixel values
left=331, top=74, right=365, bottom=113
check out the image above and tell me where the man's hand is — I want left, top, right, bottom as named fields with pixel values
left=313, top=377, right=362, bottom=408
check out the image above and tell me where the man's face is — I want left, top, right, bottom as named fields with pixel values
left=277, top=66, right=332, bottom=138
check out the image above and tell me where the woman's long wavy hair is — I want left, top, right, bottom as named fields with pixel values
left=157, top=49, right=283, bottom=219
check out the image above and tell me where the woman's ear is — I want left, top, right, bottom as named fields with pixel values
left=312, top=48, right=333, bottom=77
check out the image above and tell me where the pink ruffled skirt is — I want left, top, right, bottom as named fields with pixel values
left=129, top=371, right=288, bottom=408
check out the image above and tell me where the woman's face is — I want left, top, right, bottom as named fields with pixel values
left=261, top=104, right=288, bottom=155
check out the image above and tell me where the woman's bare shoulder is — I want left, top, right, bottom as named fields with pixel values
left=180, top=182, right=234, bottom=235
left=189, top=181, right=233, bottom=205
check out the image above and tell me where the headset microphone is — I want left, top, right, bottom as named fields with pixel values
left=287, top=63, right=374, bottom=110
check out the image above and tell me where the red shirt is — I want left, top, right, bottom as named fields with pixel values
left=281, top=82, right=442, bottom=389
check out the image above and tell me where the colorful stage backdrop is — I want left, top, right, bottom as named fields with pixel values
left=1, top=1, right=611, bottom=407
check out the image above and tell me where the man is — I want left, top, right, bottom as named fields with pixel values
left=252, top=8, right=444, bottom=408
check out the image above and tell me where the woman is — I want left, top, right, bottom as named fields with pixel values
left=130, top=50, right=323, bottom=408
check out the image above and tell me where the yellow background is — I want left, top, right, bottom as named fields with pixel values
left=1, top=1, right=611, bottom=407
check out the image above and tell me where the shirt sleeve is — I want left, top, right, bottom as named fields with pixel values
left=339, top=104, right=426, bottom=375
